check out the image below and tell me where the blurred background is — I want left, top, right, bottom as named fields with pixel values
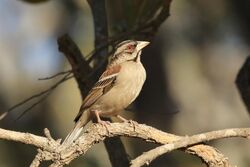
left=0, top=0, right=250, bottom=166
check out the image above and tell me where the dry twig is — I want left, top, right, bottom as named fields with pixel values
left=38, top=70, right=72, bottom=80
left=131, top=128, right=250, bottom=167
left=0, top=73, right=73, bottom=121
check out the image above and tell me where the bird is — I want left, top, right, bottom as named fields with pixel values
left=63, top=40, right=149, bottom=145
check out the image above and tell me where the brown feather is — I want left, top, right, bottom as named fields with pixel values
left=74, top=65, right=121, bottom=122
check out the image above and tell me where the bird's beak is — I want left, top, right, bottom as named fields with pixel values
left=136, top=41, right=150, bottom=51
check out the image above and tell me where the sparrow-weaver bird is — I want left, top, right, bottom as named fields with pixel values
left=63, top=40, right=149, bottom=145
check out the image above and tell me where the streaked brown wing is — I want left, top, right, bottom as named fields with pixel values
left=74, top=65, right=121, bottom=122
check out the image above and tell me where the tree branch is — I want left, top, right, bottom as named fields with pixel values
left=186, top=145, right=231, bottom=167
left=0, top=128, right=49, bottom=149
left=131, top=128, right=250, bottom=167
left=87, top=0, right=109, bottom=64
left=38, top=70, right=72, bottom=80
left=30, top=150, right=43, bottom=167
left=57, top=34, right=93, bottom=98
left=0, top=121, right=247, bottom=166
left=0, top=73, right=73, bottom=121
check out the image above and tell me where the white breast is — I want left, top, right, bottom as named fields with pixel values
left=96, top=61, right=146, bottom=116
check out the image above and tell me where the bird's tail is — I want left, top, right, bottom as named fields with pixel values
left=62, top=110, right=91, bottom=146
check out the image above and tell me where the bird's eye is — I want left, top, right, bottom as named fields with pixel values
left=127, top=44, right=136, bottom=50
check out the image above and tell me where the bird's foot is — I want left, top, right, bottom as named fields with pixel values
left=97, top=120, right=111, bottom=135
left=97, top=120, right=111, bottom=126
left=92, top=110, right=111, bottom=132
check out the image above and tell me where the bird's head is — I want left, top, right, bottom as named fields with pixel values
left=109, top=40, right=150, bottom=66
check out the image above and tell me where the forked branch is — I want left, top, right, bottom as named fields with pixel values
left=131, top=128, right=250, bottom=167
left=0, top=122, right=249, bottom=166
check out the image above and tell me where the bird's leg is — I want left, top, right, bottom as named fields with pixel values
left=93, top=110, right=110, bottom=125
left=92, top=110, right=111, bottom=134
left=94, top=110, right=102, bottom=123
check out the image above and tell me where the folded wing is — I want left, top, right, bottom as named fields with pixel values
left=74, top=65, right=121, bottom=122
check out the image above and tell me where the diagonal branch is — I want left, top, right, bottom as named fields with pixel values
left=38, top=70, right=72, bottom=80
left=186, top=145, right=231, bottom=167
left=57, top=34, right=93, bottom=98
left=131, top=128, right=250, bottom=167
left=30, top=149, right=44, bottom=167
left=0, top=73, right=73, bottom=121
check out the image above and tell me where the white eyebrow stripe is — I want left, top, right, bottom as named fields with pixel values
left=116, top=40, right=134, bottom=48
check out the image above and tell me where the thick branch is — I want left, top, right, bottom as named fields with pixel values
left=0, top=123, right=249, bottom=166
left=52, top=123, right=250, bottom=166
left=57, top=34, right=93, bottom=97
left=87, top=0, right=109, bottom=63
